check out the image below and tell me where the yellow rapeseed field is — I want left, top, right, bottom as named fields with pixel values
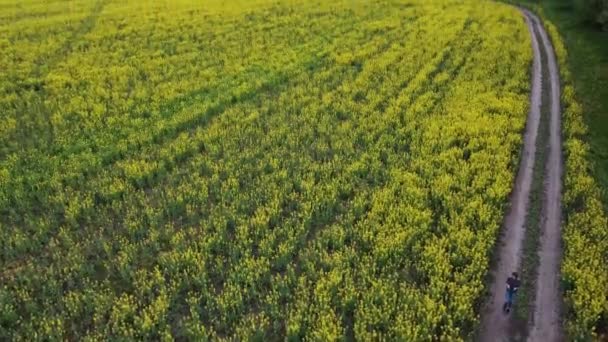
left=542, top=19, right=608, bottom=340
left=0, top=0, right=538, bottom=340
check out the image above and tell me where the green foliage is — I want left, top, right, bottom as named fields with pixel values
left=573, top=0, right=608, bottom=30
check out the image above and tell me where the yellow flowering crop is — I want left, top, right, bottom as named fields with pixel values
left=0, top=0, right=533, bottom=340
left=538, top=15, right=608, bottom=340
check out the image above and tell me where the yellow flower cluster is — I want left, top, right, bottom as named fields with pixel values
left=0, top=0, right=532, bottom=340
left=540, top=15, right=608, bottom=341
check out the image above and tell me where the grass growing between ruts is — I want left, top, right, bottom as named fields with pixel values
left=512, top=19, right=551, bottom=340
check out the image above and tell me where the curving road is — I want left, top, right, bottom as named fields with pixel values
left=478, top=8, right=563, bottom=342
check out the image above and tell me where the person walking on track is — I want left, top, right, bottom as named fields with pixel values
left=503, top=272, right=521, bottom=313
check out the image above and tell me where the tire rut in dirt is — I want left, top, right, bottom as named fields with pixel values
left=477, top=9, right=543, bottom=342
left=523, top=8, right=565, bottom=342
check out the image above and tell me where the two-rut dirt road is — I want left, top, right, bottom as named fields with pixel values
left=478, top=8, right=563, bottom=342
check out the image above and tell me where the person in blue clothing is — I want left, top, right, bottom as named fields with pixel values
left=503, top=272, right=520, bottom=313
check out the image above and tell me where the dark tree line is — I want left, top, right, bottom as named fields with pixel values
left=573, top=0, right=608, bottom=30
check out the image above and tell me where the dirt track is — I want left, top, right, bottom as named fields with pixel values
left=478, top=8, right=563, bottom=342
left=477, top=9, right=542, bottom=341
left=524, top=8, right=564, bottom=342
